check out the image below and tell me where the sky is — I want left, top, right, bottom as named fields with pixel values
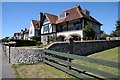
left=1, top=2, right=119, bottom=39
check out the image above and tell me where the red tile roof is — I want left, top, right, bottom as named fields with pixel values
left=44, top=5, right=102, bottom=25
left=32, top=20, right=40, bottom=30
left=45, top=13, right=58, bottom=24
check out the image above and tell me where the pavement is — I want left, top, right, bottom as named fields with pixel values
left=0, top=44, right=15, bottom=79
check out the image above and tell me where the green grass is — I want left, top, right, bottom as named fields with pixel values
left=12, top=62, right=75, bottom=78
left=12, top=46, right=119, bottom=78
left=72, top=46, right=119, bottom=76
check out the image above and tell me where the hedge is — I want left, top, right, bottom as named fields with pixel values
left=10, top=39, right=37, bottom=47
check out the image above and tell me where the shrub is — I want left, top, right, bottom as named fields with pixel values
left=30, top=36, right=40, bottom=41
left=10, top=39, right=37, bottom=47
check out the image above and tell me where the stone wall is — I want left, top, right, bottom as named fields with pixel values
left=47, top=40, right=120, bottom=56
left=2, top=45, right=44, bottom=64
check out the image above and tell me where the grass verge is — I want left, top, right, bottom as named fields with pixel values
left=12, top=62, right=75, bottom=78
left=12, top=46, right=119, bottom=78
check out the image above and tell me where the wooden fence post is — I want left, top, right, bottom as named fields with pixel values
left=68, top=38, right=73, bottom=70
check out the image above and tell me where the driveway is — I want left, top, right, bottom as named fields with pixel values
left=0, top=44, right=15, bottom=79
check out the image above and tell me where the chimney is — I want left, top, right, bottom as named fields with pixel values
left=25, top=28, right=27, bottom=31
left=82, top=9, right=90, bottom=16
left=76, top=5, right=82, bottom=10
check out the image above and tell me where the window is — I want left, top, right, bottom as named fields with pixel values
left=44, top=26, right=49, bottom=31
left=59, top=12, right=66, bottom=18
left=74, top=22, right=81, bottom=27
left=74, top=22, right=82, bottom=30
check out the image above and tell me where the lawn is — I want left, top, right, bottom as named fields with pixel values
left=72, top=46, right=119, bottom=75
left=12, top=46, right=119, bottom=78
left=12, top=62, right=75, bottom=78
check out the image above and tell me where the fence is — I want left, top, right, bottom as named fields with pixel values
left=43, top=49, right=119, bottom=80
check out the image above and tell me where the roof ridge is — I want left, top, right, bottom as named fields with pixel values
left=45, top=13, right=58, bottom=17
left=63, top=5, right=82, bottom=12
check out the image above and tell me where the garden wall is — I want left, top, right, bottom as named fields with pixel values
left=47, top=40, right=120, bottom=56
left=2, top=45, right=44, bottom=64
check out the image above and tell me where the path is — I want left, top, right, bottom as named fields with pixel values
left=0, top=44, right=15, bottom=79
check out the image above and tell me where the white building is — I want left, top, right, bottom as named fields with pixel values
left=40, top=5, right=102, bottom=45
left=28, top=20, right=40, bottom=40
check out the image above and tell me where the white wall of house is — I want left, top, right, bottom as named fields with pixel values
left=24, top=33, right=29, bottom=40
left=29, top=21, right=35, bottom=38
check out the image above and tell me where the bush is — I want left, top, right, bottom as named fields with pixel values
left=30, top=36, right=40, bottom=41
left=10, top=39, right=37, bottom=47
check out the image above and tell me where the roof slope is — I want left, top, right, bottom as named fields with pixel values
left=32, top=20, right=40, bottom=30
left=44, top=5, right=102, bottom=25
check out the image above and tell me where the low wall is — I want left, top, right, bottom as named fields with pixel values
left=47, top=40, right=120, bottom=56
left=2, top=45, right=44, bottom=64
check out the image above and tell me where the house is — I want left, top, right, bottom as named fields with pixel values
left=40, top=5, right=102, bottom=45
left=13, top=32, right=21, bottom=39
left=28, top=20, right=40, bottom=40
left=23, top=28, right=29, bottom=40
left=13, top=28, right=29, bottom=40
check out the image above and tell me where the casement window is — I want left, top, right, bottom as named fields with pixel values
left=74, top=22, right=82, bottom=30
left=43, top=26, right=49, bottom=31
left=74, top=22, right=81, bottom=27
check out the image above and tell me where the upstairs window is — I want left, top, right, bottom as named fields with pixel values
left=44, top=26, right=49, bottom=31
left=59, top=12, right=66, bottom=18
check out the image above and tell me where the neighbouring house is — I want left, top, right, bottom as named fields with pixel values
left=13, top=32, right=21, bottom=39
left=28, top=20, right=40, bottom=40
left=23, top=28, right=29, bottom=40
left=40, top=5, right=102, bottom=45
left=13, top=28, right=29, bottom=40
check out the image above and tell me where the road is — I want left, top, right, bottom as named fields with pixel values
left=0, top=44, right=15, bottom=79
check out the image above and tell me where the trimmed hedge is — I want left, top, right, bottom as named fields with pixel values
left=10, top=39, right=37, bottom=47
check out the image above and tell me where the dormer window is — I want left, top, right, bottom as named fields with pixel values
left=59, top=12, right=68, bottom=18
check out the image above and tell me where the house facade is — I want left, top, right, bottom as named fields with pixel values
left=13, top=28, right=29, bottom=40
left=28, top=20, right=40, bottom=40
left=40, top=5, right=102, bottom=45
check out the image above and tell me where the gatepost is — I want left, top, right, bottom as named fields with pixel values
left=68, top=38, right=74, bottom=70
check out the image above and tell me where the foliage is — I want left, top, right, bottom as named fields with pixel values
left=35, top=41, right=42, bottom=46
left=30, top=36, right=40, bottom=41
left=83, top=25, right=96, bottom=40
left=1, top=37, right=10, bottom=42
left=101, top=33, right=109, bottom=38
left=49, top=36, right=54, bottom=42
left=110, top=19, right=120, bottom=37
left=10, top=39, right=37, bottom=47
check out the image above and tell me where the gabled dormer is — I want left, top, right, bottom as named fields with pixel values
left=59, top=12, right=69, bottom=18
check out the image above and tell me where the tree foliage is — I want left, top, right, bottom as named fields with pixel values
left=110, top=19, right=120, bottom=37
left=83, top=25, right=96, bottom=40
left=1, top=37, right=9, bottom=42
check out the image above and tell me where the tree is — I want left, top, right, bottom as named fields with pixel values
left=1, top=37, right=9, bottom=42
left=110, top=19, right=120, bottom=37
left=83, top=25, right=96, bottom=40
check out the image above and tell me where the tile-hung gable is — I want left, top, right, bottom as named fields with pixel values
left=41, top=5, right=102, bottom=45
